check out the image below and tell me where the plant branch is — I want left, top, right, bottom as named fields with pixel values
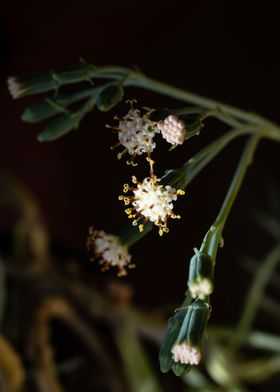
left=201, top=135, right=260, bottom=260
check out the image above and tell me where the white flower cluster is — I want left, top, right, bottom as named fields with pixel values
left=171, top=342, right=201, bottom=365
left=189, top=279, right=213, bottom=300
left=117, top=108, right=159, bottom=157
left=157, top=114, right=186, bottom=145
left=87, top=228, right=132, bottom=276
left=119, top=170, right=185, bottom=236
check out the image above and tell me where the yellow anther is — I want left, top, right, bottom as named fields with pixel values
left=125, top=208, right=132, bottom=214
left=124, top=198, right=130, bottom=205
left=128, top=214, right=136, bottom=219
left=123, top=184, right=129, bottom=193
left=171, top=214, right=181, bottom=219
left=139, top=224, right=144, bottom=232
left=132, top=176, right=137, bottom=184
left=118, top=195, right=124, bottom=200
left=159, top=228, right=164, bottom=236
left=132, top=220, right=138, bottom=226
left=177, top=189, right=185, bottom=195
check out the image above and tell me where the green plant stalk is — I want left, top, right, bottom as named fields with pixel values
left=89, top=66, right=279, bottom=131
left=200, top=135, right=260, bottom=260
left=127, top=74, right=277, bottom=128
left=229, top=244, right=280, bottom=352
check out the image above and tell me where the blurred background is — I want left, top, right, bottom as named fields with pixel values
left=1, top=1, right=280, bottom=391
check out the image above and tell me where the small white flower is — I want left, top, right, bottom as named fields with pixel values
left=189, top=278, right=213, bottom=299
left=87, top=228, right=133, bottom=276
left=157, top=115, right=186, bottom=145
left=119, top=160, right=185, bottom=236
left=107, top=105, right=159, bottom=163
left=171, top=342, right=201, bottom=365
left=7, top=77, right=22, bottom=99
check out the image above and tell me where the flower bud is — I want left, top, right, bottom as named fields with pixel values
left=171, top=300, right=210, bottom=366
left=7, top=64, right=97, bottom=98
left=160, top=299, right=210, bottom=376
left=96, top=83, right=123, bottom=112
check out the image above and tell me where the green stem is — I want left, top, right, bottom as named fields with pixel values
left=92, top=66, right=279, bottom=129
left=129, top=74, right=267, bottom=126
left=201, top=135, right=260, bottom=260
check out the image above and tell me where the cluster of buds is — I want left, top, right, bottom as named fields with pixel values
left=157, top=114, right=186, bottom=145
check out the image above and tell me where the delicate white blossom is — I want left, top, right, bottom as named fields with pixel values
left=171, top=342, right=201, bottom=365
left=189, top=278, right=213, bottom=299
left=7, top=77, right=22, bottom=99
left=107, top=106, right=159, bottom=163
left=87, top=228, right=133, bottom=276
left=119, top=160, right=185, bottom=235
left=157, top=115, right=186, bottom=145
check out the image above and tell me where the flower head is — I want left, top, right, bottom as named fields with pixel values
left=119, top=158, right=185, bottom=235
left=107, top=102, right=159, bottom=164
left=157, top=115, right=186, bottom=145
left=171, top=342, right=201, bottom=365
left=87, top=228, right=133, bottom=276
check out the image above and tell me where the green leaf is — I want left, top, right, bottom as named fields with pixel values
left=96, top=83, right=123, bottom=112
left=53, top=63, right=97, bottom=84
left=37, top=113, right=80, bottom=142
left=22, top=87, right=101, bottom=123
left=22, top=98, right=68, bottom=123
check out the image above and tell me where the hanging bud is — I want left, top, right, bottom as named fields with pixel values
left=160, top=299, right=211, bottom=376
left=96, top=83, right=123, bottom=112
left=22, top=87, right=101, bottom=123
left=171, top=300, right=210, bottom=367
left=188, top=252, right=214, bottom=299
left=37, top=113, right=80, bottom=142
left=7, top=64, right=97, bottom=99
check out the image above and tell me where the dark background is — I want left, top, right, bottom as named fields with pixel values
left=1, top=0, right=280, bottom=325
